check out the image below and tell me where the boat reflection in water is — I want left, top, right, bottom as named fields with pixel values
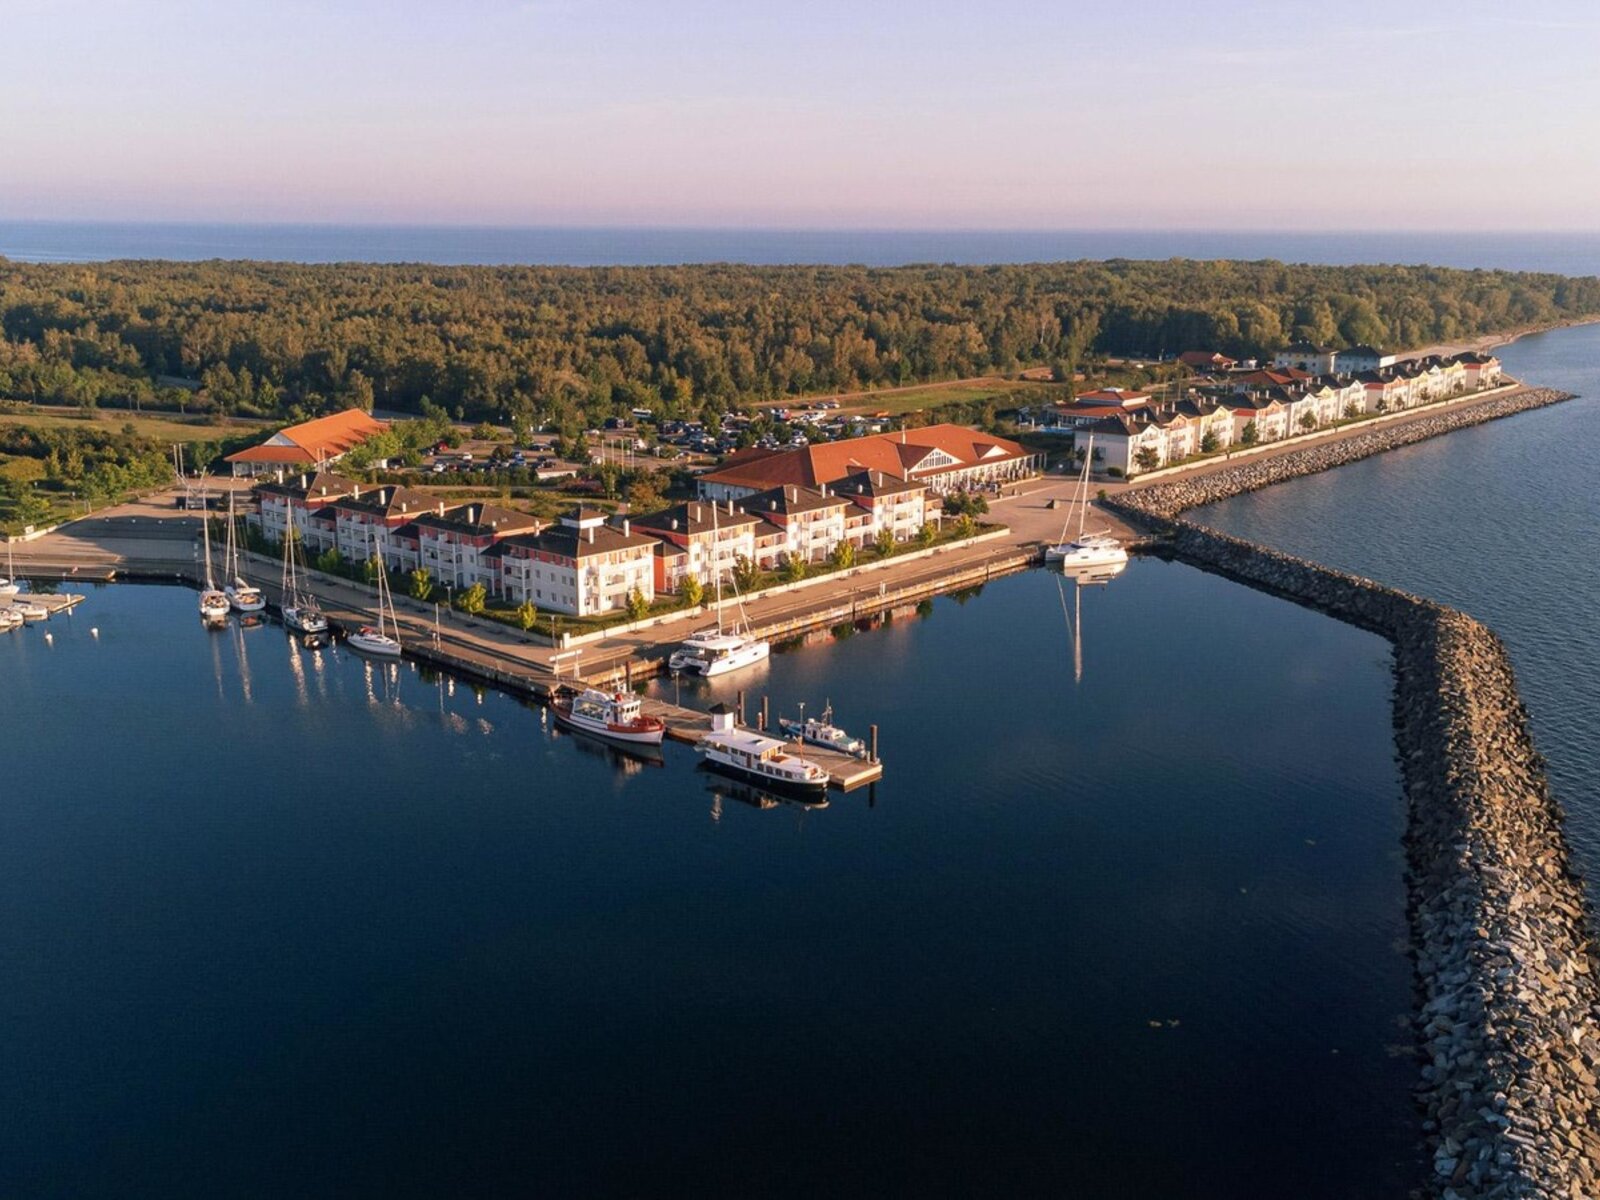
left=698, top=765, right=829, bottom=812
left=551, top=722, right=666, bottom=774
left=1057, top=557, right=1127, bottom=683
left=1060, top=557, right=1127, bottom=588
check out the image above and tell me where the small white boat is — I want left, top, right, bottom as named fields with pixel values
left=778, top=702, right=867, bottom=757
left=551, top=688, right=667, bottom=746
left=15, top=600, right=49, bottom=622
left=697, top=706, right=829, bottom=796
left=1045, top=433, right=1129, bottom=569
left=0, top=607, right=22, bottom=632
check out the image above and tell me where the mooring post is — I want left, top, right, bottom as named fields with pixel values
left=760, top=695, right=769, bottom=731
left=624, top=660, right=632, bottom=690
left=737, top=690, right=745, bottom=725
left=869, top=724, right=879, bottom=764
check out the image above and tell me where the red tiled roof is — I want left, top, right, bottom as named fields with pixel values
left=226, top=408, right=388, bottom=464
left=702, top=423, right=1028, bottom=491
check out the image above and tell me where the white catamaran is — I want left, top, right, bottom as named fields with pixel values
left=279, top=523, right=328, bottom=635
left=668, top=504, right=770, bottom=678
left=198, top=491, right=231, bottom=622
left=222, top=490, right=267, bottom=613
left=1045, top=434, right=1129, bottom=570
left=346, top=533, right=402, bottom=657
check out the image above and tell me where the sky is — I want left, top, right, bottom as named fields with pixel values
left=3, top=0, right=1599, bottom=229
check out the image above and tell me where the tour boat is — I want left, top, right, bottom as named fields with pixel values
left=697, top=707, right=828, bottom=796
left=778, top=701, right=867, bottom=758
left=551, top=687, right=667, bottom=746
left=197, top=490, right=232, bottom=622
left=668, top=502, right=770, bottom=677
left=1045, top=433, right=1129, bottom=569
left=346, top=532, right=402, bottom=658
left=222, top=491, right=266, bottom=613
left=279, top=520, right=328, bottom=634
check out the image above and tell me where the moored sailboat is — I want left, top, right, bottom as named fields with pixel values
left=198, top=490, right=231, bottom=622
left=668, top=503, right=770, bottom=677
left=278, top=522, right=327, bottom=634
left=222, top=490, right=266, bottom=613
left=346, top=533, right=402, bottom=657
left=1045, top=434, right=1129, bottom=570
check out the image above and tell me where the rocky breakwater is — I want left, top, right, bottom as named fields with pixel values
left=1103, top=397, right=1600, bottom=1199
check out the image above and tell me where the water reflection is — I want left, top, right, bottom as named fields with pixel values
left=699, top=765, right=829, bottom=813
left=554, top=725, right=666, bottom=774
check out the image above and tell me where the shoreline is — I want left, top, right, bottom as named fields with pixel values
left=1404, top=313, right=1600, bottom=362
left=1106, top=387, right=1600, bottom=1199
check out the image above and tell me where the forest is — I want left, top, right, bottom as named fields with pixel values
left=2, top=256, right=1596, bottom=436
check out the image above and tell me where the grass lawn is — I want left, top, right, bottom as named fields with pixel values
left=832, top=381, right=1063, bottom=417
left=0, top=407, right=255, bottom=442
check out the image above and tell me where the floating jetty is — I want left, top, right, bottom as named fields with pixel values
left=4, top=592, right=87, bottom=618
left=633, top=693, right=883, bottom=791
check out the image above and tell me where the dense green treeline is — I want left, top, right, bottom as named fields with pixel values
left=1, top=257, right=1595, bottom=431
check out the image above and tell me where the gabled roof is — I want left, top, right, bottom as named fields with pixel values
left=743, top=483, right=849, bottom=517
left=632, top=501, right=762, bottom=537
left=330, top=484, right=434, bottom=519
left=700, top=423, right=1028, bottom=492
left=226, top=408, right=388, bottom=465
left=503, top=523, right=657, bottom=561
left=414, top=503, right=541, bottom=537
left=253, top=469, right=361, bottom=502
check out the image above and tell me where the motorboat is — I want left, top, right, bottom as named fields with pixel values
left=14, top=600, right=49, bottom=622
left=1045, top=433, right=1129, bottom=569
left=551, top=687, right=667, bottom=746
left=777, top=701, right=867, bottom=758
left=669, top=630, right=770, bottom=678
left=697, top=706, right=828, bottom=796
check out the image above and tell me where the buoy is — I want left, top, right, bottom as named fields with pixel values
left=44, top=632, right=53, bottom=645
left=91, top=627, right=100, bottom=638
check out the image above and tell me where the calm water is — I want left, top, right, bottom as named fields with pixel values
left=3, top=221, right=1600, bottom=272
left=0, top=563, right=1414, bottom=1197
left=1199, top=322, right=1600, bottom=871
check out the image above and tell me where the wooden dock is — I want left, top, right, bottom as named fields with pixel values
left=634, top=694, right=884, bottom=791
left=4, top=592, right=87, bottom=618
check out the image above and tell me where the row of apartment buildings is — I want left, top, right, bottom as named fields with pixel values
left=251, top=466, right=937, bottom=617
left=1047, top=352, right=1503, bottom=475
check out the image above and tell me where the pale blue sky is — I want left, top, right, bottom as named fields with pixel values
left=3, top=0, right=1598, bottom=228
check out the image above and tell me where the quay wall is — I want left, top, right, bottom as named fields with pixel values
left=1106, top=385, right=1600, bottom=1198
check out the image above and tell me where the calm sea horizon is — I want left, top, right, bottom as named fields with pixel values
left=4, top=220, right=1600, bottom=274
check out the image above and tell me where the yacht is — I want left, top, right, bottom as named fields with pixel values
left=222, top=491, right=266, bottom=613
left=669, top=629, right=770, bottom=678
left=697, top=707, right=829, bottom=796
left=197, top=488, right=231, bottom=622
left=1045, top=433, right=1130, bottom=570
left=668, top=501, right=770, bottom=678
left=551, top=687, right=667, bottom=746
left=778, top=701, right=867, bottom=758
left=346, top=532, right=402, bottom=658
left=279, top=522, right=328, bottom=634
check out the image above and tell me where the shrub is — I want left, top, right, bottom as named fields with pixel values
left=408, top=567, right=433, bottom=602
left=516, top=600, right=538, bottom=631
left=455, top=582, right=487, bottom=615
left=681, top=574, right=703, bottom=608
left=830, top=540, right=856, bottom=569
left=874, top=528, right=895, bottom=559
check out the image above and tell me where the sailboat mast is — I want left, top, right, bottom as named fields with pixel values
left=711, top=500, right=724, bottom=635
left=1077, top=434, right=1094, bottom=540
left=201, top=486, right=217, bottom=589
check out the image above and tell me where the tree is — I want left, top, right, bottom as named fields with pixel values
left=362, top=554, right=382, bottom=585
left=516, top=599, right=539, bottom=631
left=1240, top=421, right=1259, bottom=446
left=829, top=539, right=856, bottom=570
left=1298, top=412, right=1318, bottom=433
left=874, top=527, right=896, bottom=559
left=408, top=567, right=433, bottom=602
left=782, top=552, right=808, bottom=582
left=916, top=522, right=937, bottom=549
left=625, top=585, right=650, bottom=620
left=1133, top=447, right=1161, bottom=473
left=953, top=513, right=976, bottom=538
left=1200, top=431, right=1219, bottom=454
left=681, top=573, right=703, bottom=607
left=731, top=554, right=758, bottom=592
left=625, top=472, right=665, bottom=513
left=315, top=547, right=343, bottom=574
left=456, top=582, right=486, bottom=615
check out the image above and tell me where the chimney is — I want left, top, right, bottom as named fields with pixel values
left=438, top=502, right=445, bottom=516
left=622, top=519, right=630, bottom=537
left=671, top=517, right=679, bottom=531
left=587, top=526, right=594, bottom=544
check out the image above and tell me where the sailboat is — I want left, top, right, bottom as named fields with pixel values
left=222, top=490, right=267, bottom=613
left=279, top=523, right=328, bottom=635
left=346, top=532, right=402, bottom=657
left=0, top=540, right=19, bottom=599
left=198, top=489, right=232, bottom=622
left=668, top=502, right=770, bottom=677
left=1045, top=434, right=1129, bottom=569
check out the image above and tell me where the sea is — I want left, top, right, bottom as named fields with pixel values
left=1198, top=323, right=1600, bottom=874
left=3, top=221, right=1600, bottom=274
left=0, top=564, right=1417, bottom=1197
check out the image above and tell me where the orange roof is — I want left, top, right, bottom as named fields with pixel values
left=226, top=408, right=388, bottom=465
left=703, top=423, right=1029, bottom=491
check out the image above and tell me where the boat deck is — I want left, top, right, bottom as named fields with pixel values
left=636, top=696, right=884, bottom=791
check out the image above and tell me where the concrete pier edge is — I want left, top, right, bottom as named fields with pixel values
left=1108, top=386, right=1600, bottom=1198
